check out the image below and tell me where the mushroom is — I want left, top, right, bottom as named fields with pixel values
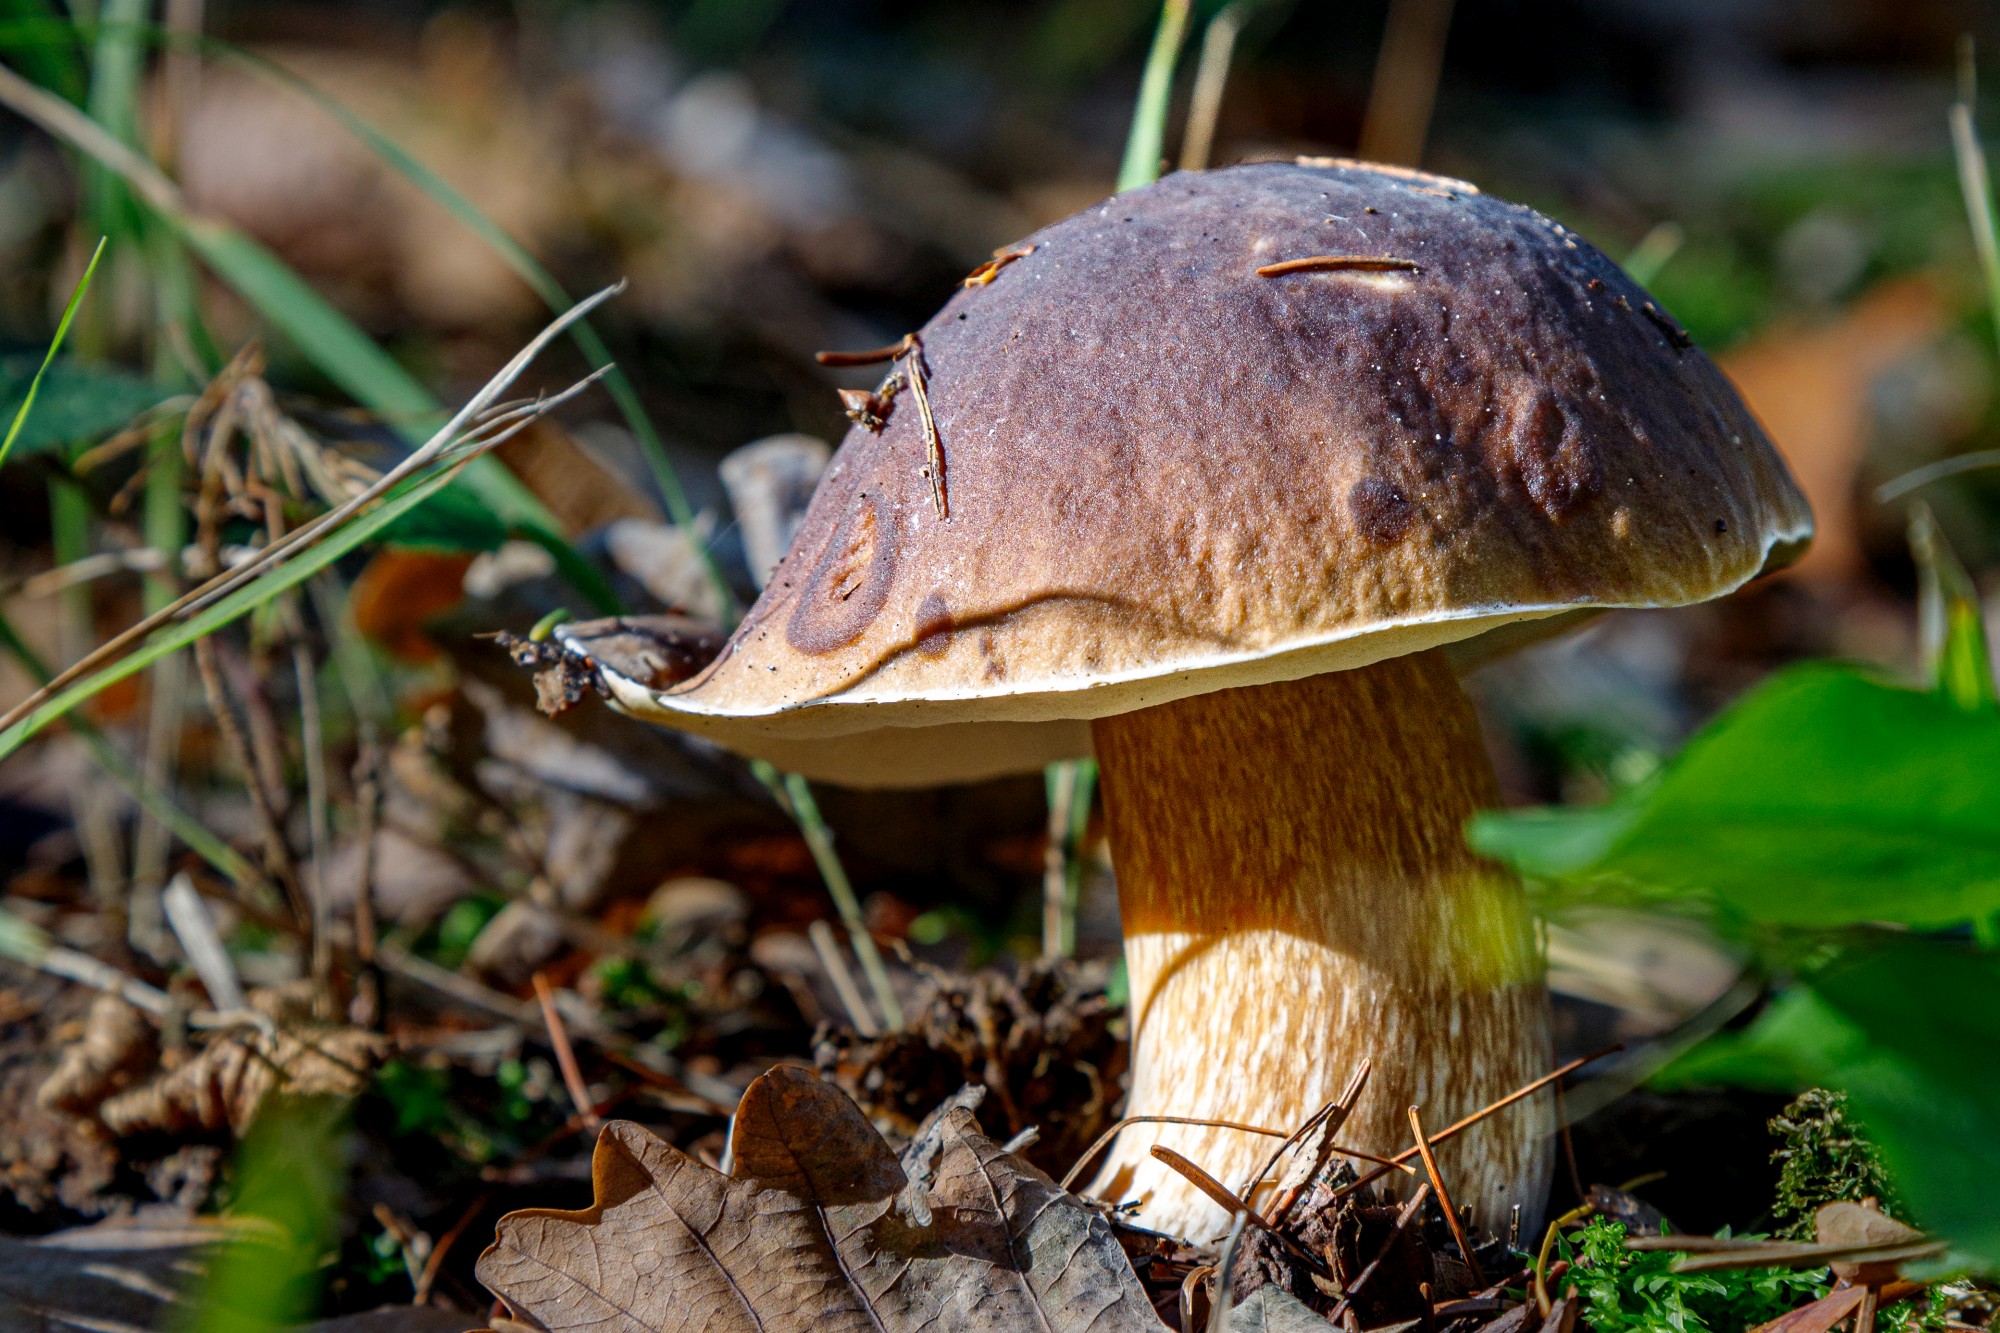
left=564, top=159, right=1812, bottom=1236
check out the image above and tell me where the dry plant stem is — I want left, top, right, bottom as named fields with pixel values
left=1043, top=759, right=1083, bottom=958
left=1331, top=1048, right=1613, bottom=1207
left=1254, top=1059, right=1372, bottom=1220
left=1150, top=1147, right=1329, bottom=1274
left=808, top=918, right=880, bottom=1037
left=349, top=736, right=384, bottom=1028
left=1179, top=2, right=1251, bottom=172
left=1061, top=1113, right=1290, bottom=1192
left=193, top=635, right=305, bottom=923
left=1411, top=1104, right=1485, bottom=1286
left=1088, top=651, right=1552, bottom=1237
left=532, top=972, right=600, bottom=1131
left=781, top=772, right=903, bottom=1028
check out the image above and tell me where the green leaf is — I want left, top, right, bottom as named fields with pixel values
left=1470, top=665, right=2000, bottom=929
left=1664, top=941, right=2000, bottom=1269
left=371, top=480, right=507, bottom=553
left=0, top=237, right=115, bottom=468
left=0, top=357, right=166, bottom=459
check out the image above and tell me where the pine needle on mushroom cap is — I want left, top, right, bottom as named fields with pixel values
left=575, top=159, right=1810, bottom=787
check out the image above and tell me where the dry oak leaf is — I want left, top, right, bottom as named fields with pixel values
left=477, top=1064, right=1163, bottom=1332
left=99, top=1022, right=385, bottom=1136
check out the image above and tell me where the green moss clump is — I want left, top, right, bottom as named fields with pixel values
left=1769, top=1088, right=1901, bottom=1238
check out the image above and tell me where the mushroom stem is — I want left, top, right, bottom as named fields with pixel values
left=1087, top=649, right=1552, bottom=1238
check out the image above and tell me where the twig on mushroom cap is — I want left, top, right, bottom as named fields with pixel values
left=1061, top=1113, right=1291, bottom=1192
left=814, top=333, right=946, bottom=516
left=1328, top=1181, right=1434, bottom=1328
left=962, top=244, right=1035, bottom=287
left=1255, top=254, right=1421, bottom=276
left=1410, top=1104, right=1484, bottom=1287
left=903, top=338, right=947, bottom=518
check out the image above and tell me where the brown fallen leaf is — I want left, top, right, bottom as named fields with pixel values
left=99, top=1021, right=385, bottom=1137
left=36, top=991, right=154, bottom=1114
left=477, top=1065, right=1163, bottom=1332
left=1747, top=1284, right=1869, bottom=1333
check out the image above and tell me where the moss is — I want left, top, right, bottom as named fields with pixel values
left=1769, top=1088, right=1901, bottom=1238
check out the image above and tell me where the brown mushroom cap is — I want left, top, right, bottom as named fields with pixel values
left=581, top=159, right=1811, bottom=785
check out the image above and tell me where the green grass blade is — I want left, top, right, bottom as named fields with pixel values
left=1118, top=0, right=1193, bottom=192
left=0, top=234, right=103, bottom=471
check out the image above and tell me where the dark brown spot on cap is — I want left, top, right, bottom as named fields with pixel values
left=1349, top=477, right=1417, bottom=545
left=915, top=591, right=953, bottom=658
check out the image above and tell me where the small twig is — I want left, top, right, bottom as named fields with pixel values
left=349, top=734, right=383, bottom=1029
left=1150, top=1146, right=1330, bottom=1275
left=1410, top=1105, right=1484, bottom=1287
left=813, top=334, right=945, bottom=517
left=1328, top=1182, right=1433, bottom=1328
left=902, top=338, right=946, bottom=518
left=1061, top=1113, right=1290, bottom=1192
left=808, top=918, right=880, bottom=1037
left=1256, top=255, right=1421, bottom=277
left=532, top=972, right=600, bottom=1132
left=413, top=1192, right=490, bottom=1306
left=1332, top=1047, right=1621, bottom=1202
left=814, top=337, right=913, bottom=367
left=1263, top=1059, right=1375, bottom=1223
